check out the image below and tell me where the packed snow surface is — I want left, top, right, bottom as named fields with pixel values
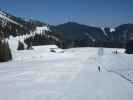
left=0, top=45, right=133, bottom=100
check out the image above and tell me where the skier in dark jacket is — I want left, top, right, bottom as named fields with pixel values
left=98, top=66, right=101, bottom=72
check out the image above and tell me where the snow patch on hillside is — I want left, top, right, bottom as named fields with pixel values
left=8, top=36, right=27, bottom=51
left=85, top=33, right=96, bottom=42
left=110, top=28, right=115, bottom=32
left=35, top=26, right=50, bottom=35
left=7, top=25, right=51, bottom=51
left=101, top=27, right=108, bottom=36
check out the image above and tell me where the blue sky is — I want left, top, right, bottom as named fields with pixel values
left=0, top=0, right=133, bottom=27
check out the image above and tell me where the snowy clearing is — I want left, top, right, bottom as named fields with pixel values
left=0, top=46, right=133, bottom=100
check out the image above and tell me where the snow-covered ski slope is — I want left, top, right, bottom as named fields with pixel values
left=0, top=45, right=133, bottom=100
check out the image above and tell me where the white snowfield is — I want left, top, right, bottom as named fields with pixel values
left=0, top=45, right=133, bottom=100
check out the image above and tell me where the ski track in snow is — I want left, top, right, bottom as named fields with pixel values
left=0, top=46, right=133, bottom=100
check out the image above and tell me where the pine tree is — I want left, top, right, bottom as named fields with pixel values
left=27, top=42, right=33, bottom=50
left=125, top=40, right=133, bottom=54
left=17, top=40, right=24, bottom=50
left=0, top=41, right=12, bottom=62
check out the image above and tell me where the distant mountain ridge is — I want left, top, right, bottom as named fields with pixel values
left=50, top=22, right=133, bottom=48
left=0, top=10, right=133, bottom=49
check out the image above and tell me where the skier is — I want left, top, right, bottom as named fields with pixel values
left=116, top=50, right=118, bottom=54
left=98, top=66, right=101, bottom=72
